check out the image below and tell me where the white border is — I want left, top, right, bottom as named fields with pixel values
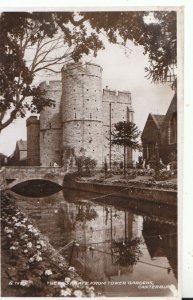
left=0, top=0, right=192, bottom=298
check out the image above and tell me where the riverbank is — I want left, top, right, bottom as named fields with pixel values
left=77, top=172, right=177, bottom=191
left=63, top=175, right=177, bottom=207
left=1, top=191, right=96, bottom=297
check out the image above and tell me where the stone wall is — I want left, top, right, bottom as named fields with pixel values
left=39, top=80, right=62, bottom=166
left=4, top=166, right=66, bottom=188
left=61, top=63, right=103, bottom=168
left=102, top=89, right=134, bottom=167
left=64, top=180, right=177, bottom=206
left=28, top=63, right=135, bottom=169
left=0, top=167, right=6, bottom=190
left=26, top=116, right=40, bottom=166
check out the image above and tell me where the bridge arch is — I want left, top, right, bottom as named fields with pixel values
left=4, top=167, right=66, bottom=189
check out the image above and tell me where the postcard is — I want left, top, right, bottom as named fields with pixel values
left=0, top=6, right=183, bottom=299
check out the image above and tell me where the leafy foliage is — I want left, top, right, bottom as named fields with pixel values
left=82, top=11, right=177, bottom=83
left=112, top=237, right=143, bottom=266
left=0, top=11, right=177, bottom=131
left=111, top=121, right=140, bottom=176
left=111, top=121, right=141, bottom=149
left=0, top=12, right=103, bottom=131
left=75, top=204, right=98, bottom=222
left=75, top=155, right=97, bottom=176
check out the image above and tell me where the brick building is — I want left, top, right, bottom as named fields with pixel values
left=27, top=62, right=134, bottom=169
left=141, top=114, right=165, bottom=163
left=141, top=92, right=177, bottom=164
left=159, top=92, right=177, bottom=163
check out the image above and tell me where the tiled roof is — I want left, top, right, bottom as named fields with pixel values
left=141, top=113, right=165, bottom=142
left=151, top=114, right=165, bottom=129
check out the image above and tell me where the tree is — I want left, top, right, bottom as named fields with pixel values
left=0, top=12, right=103, bottom=132
left=78, top=11, right=177, bottom=84
left=75, top=155, right=97, bottom=176
left=112, top=237, right=142, bottom=266
left=111, top=121, right=141, bottom=176
left=0, top=11, right=177, bottom=131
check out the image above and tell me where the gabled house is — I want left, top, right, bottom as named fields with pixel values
left=8, top=139, right=27, bottom=166
left=141, top=114, right=165, bottom=163
left=159, top=92, right=177, bottom=163
left=141, top=92, right=177, bottom=165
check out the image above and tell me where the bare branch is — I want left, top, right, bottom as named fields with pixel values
left=37, top=67, right=62, bottom=74
left=0, top=94, right=25, bottom=131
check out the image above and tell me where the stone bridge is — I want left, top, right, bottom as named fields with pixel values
left=3, top=167, right=67, bottom=189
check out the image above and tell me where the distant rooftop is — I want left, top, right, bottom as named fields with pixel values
left=151, top=114, right=165, bottom=128
left=17, top=139, right=27, bottom=151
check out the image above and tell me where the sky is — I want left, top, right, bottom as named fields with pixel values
left=0, top=37, right=174, bottom=156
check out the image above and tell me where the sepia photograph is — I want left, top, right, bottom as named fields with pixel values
left=0, top=7, right=182, bottom=298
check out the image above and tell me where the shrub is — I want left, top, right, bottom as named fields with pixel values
left=75, top=156, right=97, bottom=176
left=167, top=151, right=177, bottom=163
left=154, top=170, right=173, bottom=181
left=136, top=169, right=155, bottom=177
left=169, top=161, right=177, bottom=170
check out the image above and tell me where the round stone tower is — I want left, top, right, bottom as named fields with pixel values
left=61, top=62, right=103, bottom=169
left=39, top=80, right=62, bottom=166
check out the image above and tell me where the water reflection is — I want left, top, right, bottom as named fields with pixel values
left=13, top=188, right=177, bottom=297
left=11, top=180, right=62, bottom=197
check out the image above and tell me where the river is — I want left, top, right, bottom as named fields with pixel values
left=10, top=187, right=177, bottom=297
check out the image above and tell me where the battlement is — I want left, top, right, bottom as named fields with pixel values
left=62, top=61, right=102, bottom=72
left=118, top=90, right=131, bottom=96
left=103, top=89, right=117, bottom=96
left=103, top=89, right=131, bottom=95
left=62, top=62, right=102, bottom=78
left=39, top=80, right=62, bottom=91
left=26, top=116, right=40, bottom=126
left=103, top=88, right=131, bottom=104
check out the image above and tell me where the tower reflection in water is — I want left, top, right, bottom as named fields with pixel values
left=14, top=188, right=177, bottom=297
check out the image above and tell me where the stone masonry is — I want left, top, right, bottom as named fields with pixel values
left=26, top=116, right=40, bottom=166
left=27, top=62, right=134, bottom=169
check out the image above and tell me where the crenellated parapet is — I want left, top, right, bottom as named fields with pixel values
left=103, top=88, right=132, bottom=105
left=26, top=116, right=40, bottom=126
left=39, top=80, right=62, bottom=92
